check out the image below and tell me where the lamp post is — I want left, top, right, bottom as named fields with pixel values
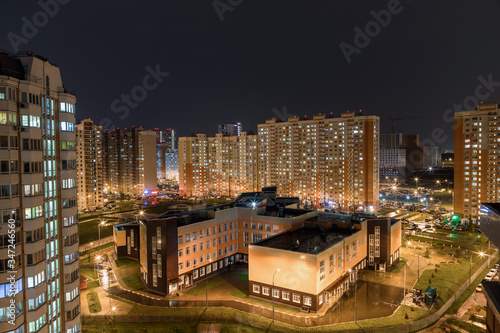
left=206, top=259, right=212, bottom=309
left=469, top=253, right=472, bottom=286
left=272, top=269, right=280, bottom=324
left=103, top=306, right=116, bottom=332
left=98, top=220, right=105, bottom=249
left=417, top=252, right=420, bottom=283
left=349, top=268, right=358, bottom=322
left=392, top=185, right=397, bottom=207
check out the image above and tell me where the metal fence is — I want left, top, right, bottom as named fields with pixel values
left=82, top=249, right=498, bottom=332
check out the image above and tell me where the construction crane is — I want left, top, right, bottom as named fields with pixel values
left=389, top=110, right=422, bottom=133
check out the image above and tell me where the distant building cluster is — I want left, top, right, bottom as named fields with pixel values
left=379, top=133, right=442, bottom=183
left=180, top=112, right=380, bottom=211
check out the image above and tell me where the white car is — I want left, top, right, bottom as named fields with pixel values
left=485, top=272, right=495, bottom=281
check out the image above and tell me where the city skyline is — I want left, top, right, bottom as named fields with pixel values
left=1, top=2, right=500, bottom=332
left=2, top=2, right=500, bottom=149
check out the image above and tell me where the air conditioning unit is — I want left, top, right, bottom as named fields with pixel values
left=19, top=103, right=27, bottom=108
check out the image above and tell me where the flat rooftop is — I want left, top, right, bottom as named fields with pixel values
left=255, top=224, right=360, bottom=255
left=260, top=207, right=312, bottom=218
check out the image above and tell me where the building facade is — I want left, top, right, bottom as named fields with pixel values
left=380, top=149, right=406, bottom=183
left=454, top=103, right=500, bottom=225
left=180, top=113, right=380, bottom=210
left=0, top=51, right=80, bottom=333
left=179, top=132, right=259, bottom=197
left=114, top=189, right=400, bottom=312
left=156, top=128, right=177, bottom=180
left=76, top=119, right=103, bottom=211
left=217, top=122, right=242, bottom=136
left=479, top=203, right=500, bottom=333
left=257, top=112, right=379, bottom=210
left=103, top=127, right=157, bottom=197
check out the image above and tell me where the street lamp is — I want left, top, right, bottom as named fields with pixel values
left=206, top=259, right=212, bottom=309
left=348, top=268, right=358, bottom=322
left=392, top=185, right=397, bottom=206
left=272, top=269, right=280, bottom=324
left=98, top=220, right=106, bottom=249
left=103, top=306, right=116, bottom=332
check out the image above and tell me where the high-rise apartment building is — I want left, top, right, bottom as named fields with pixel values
left=258, top=112, right=379, bottom=210
left=217, top=121, right=242, bottom=136
left=454, top=103, right=500, bottom=225
left=156, top=128, right=177, bottom=180
left=0, top=50, right=80, bottom=333
left=179, top=132, right=258, bottom=197
left=103, top=127, right=157, bottom=197
left=76, top=119, right=103, bottom=211
left=180, top=113, right=380, bottom=210
left=380, top=149, right=406, bottom=182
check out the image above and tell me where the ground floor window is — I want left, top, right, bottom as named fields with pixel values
left=200, top=267, right=205, bottom=276
left=193, top=269, right=198, bottom=279
left=293, top=293, right=301, bottom=303
left=253, top=284, right=260, bottom=294
left=207, top=265, right=212, bottom=274
left=213, top=262, right=217, bottom=271
left=282, top=291, right=290, bottom=301
left=273, top=289, right=280, bottom=298
left=304, top=296, right=312, bottom=306
left=262, top=286, right=270, bottom=296
left=319, top=293, right=323, bottom=305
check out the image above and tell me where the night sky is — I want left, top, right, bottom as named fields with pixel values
left=2, top=1, right=500, bottom=149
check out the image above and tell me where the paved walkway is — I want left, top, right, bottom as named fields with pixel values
left=79, top=236, right=114, bottom=252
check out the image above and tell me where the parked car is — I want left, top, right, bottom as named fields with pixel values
left=476, top=284, right=483, bottom=292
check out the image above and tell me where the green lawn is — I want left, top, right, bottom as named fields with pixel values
left=80, top=269, right=98, bottom=280
left=413, top=252, right=493, bottom=308
left=86, top=280, right=100, bottom=290
left=185, top=278, right=223, bottom=296
left=82, top=322, right=198, bottom=333
left=115, top=258, right=137, bottom=267
left=446, top=260, right=496, bottom=314
left=86, top=291, right=102, bottom=313
left=238, top=274, right=249, bottom=281
left=446, top=318, right=486, bottom=333
left=79, top=219, right=116, bottom=244
left=377, top=208, right=395, bottom=216
left=388, top=257, right=407, bottom=274
left=122, top=272, right=143, bottom=290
